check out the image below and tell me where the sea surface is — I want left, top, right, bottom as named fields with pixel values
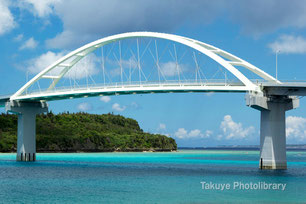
left=0, top=150, right=305, bottom=203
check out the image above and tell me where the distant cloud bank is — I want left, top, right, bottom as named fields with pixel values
left=2, top=0, right=306, bottom=49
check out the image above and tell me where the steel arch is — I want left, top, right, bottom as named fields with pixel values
left=11, top=32, right=279, bottom=100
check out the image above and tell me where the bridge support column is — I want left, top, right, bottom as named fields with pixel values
left=6, top=101, right=48, bottom=162
left=246, top=93, right=299, bottom=169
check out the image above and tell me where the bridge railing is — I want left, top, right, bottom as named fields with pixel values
left=21, top=79, right=245, bottom=97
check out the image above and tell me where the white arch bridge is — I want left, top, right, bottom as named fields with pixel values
left=1, top=32, right=306, bottom=169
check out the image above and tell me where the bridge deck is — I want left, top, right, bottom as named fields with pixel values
left=259, top=82, right=306, bottom=96
left=2, top=81, right=306, bottom=104
left=14, top=82, right=248, bottom=101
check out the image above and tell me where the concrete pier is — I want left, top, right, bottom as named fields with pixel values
left=246, top=93, right=299, bottom=169
left=6, top=101, right=48, bottom=161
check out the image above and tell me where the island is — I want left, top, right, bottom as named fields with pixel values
left=0, top=112, right=177, bottom=152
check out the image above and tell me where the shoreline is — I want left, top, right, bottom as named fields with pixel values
left=2, top=147, right=306, bottom=153
left=179, top=147, right=306, bottom=151
left=0, top=148, right=177, bottom=153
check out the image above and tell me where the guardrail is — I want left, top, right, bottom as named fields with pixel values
left=20, top=80, right=246, bottom=97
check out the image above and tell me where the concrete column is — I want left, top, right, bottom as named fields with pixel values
left=6, top=101, right=48, bottom=162
left=260, top=102, right=287, bottom=169
left=246, top=93, right=299, bottom=169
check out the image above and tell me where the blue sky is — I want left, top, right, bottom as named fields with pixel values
left=1, top=0, right=306, bottom=147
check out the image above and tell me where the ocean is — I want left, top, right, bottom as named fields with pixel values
left=0, top=150, right=305, bottom=203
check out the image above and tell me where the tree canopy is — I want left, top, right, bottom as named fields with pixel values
left=0, top=112, right=177, bottom=152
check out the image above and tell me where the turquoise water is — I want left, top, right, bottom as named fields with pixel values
left=0, top=150, right=305, bottom=203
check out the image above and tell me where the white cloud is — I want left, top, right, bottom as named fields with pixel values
left=205, top=130, right=213, bottom=138
left=220, top=115, right=255, bottom=140
left=46, top=30, right=82, bottom=49
left=26, top=51, right=99, bottom=79
left=157, top=123, right=166, bottom=131
left=268, top=35, right=306, bottom=54
left=66, top=54, right=99, bottom=79
left=100, top=96, right=111, bottom=103
left=111, top=57, right=138, bottom=69
left=21, top=0, right=59, bottom=17
left=174, top=128, right=210, bottom=139
left=286, top=116, right=306, bottom=142
left=27, top=51, right=65, bottom=73
left=106, top=57, right=138, bottom=77
left=174, top=128, right=188, bottom=139
left=189, top=129, right=202, bottom=137
left=14, top=34, right=24, bottom=42
left=19, top=37, right=38, bottom=50
left=112, top=103, right=126, bottom=112
left=0, top=0, right=16, bottom=35
left=160, top=61, right=186, bottom=77
left=77, top=102, right=92, bottom=112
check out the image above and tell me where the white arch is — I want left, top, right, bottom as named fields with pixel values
left=11, top=32, right=279, bottom=100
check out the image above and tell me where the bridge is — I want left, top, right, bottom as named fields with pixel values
left=1, top=32, right=305, bottom=169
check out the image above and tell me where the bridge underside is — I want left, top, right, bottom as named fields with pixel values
left=263, top=84, right=306, bottom=96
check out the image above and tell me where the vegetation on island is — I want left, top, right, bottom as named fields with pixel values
left=0, top=112, right=177, bottom=152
